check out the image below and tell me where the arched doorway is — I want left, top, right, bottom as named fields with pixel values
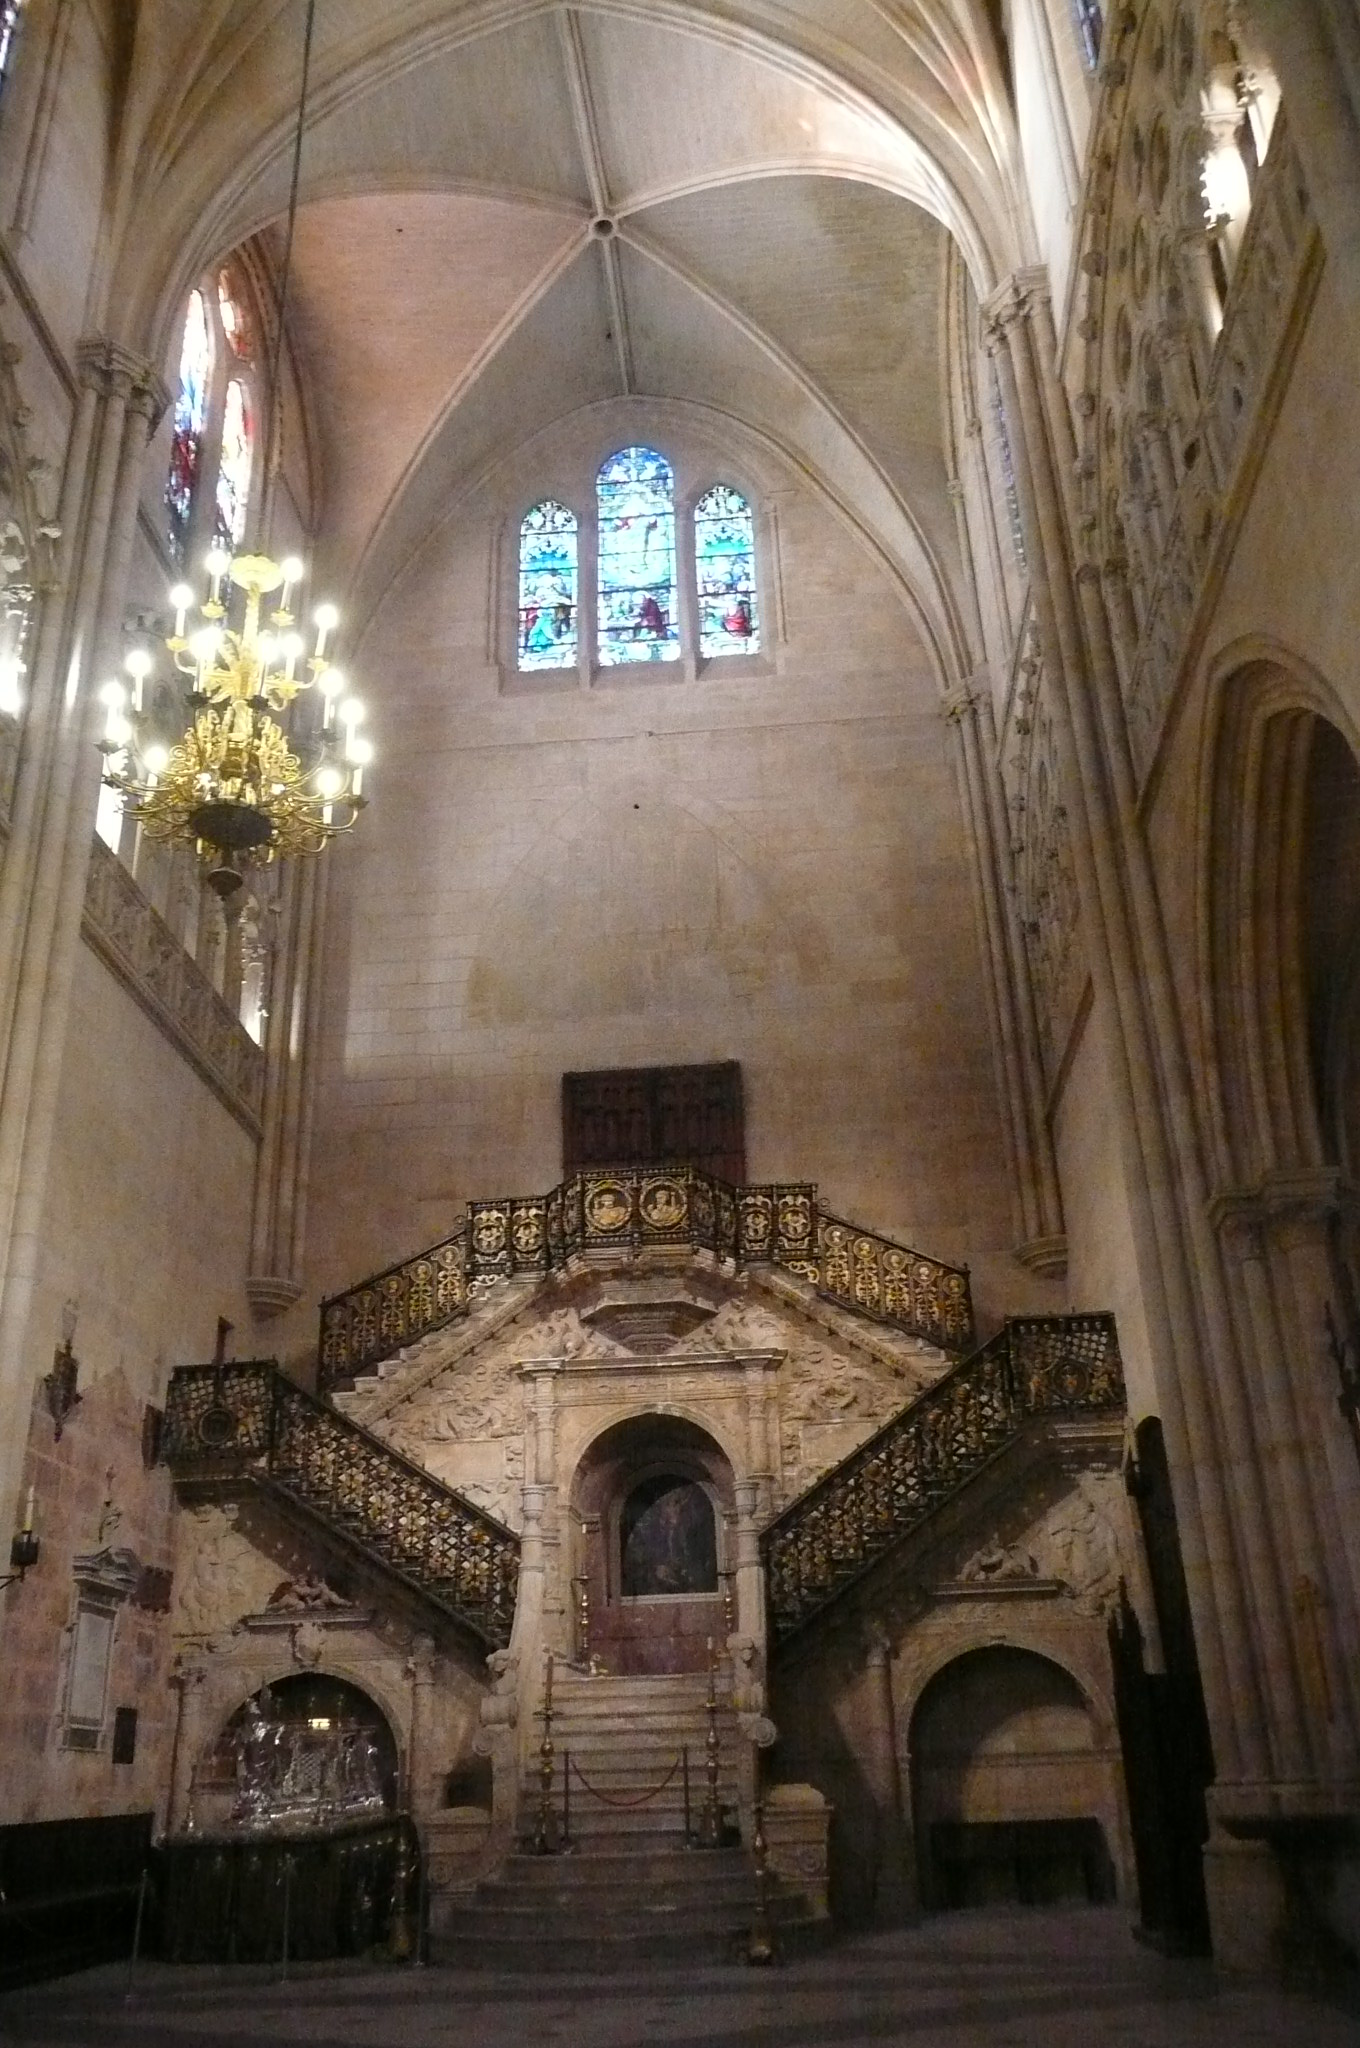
left=910, top=1646, right=1117, bottom=1909
left=569, top=1414, right=734, bottom=1674
left=197, top=1672, right=399, bottom=1835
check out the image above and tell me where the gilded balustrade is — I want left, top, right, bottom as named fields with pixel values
left=761, top=1314, right=1123, bottom=1644
left=317, top=1167, right=972, bottom=1390
left=161, top=1360, right=519, bottom=1648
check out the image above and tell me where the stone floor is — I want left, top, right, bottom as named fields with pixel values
left=1, top=1908, right=1357, bottom=2048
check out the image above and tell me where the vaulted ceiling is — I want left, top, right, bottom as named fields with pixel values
left=116, top=1, right=1023, bottom=673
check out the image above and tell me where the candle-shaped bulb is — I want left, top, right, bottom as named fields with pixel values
left=313, top=602, right=339, bottom=661
left=169, top=583, right=194, bottom=639
left=21, top=1484, right=34, bottom=1533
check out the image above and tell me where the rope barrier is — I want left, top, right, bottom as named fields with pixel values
left=568, top=1752, right=683, bottom=1808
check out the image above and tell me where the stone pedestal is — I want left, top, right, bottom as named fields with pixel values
left=764, top=1782, right=831, bottom=1920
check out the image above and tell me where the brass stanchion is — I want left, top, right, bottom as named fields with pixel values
left=532, top=1650, right=559, bottom=1854
left=700, top=1637, right=722, bottom=1848
left=682, top=1744, right=692, bottom=1845
left=388, top=1823, right=417, bottom=1960
left=561, top=1747, right=574, bottom=1852
left=572, top=1575, right=591, bottom=1665
left=279, top=1851, right=293, bottom=1981
left=123, top=1867, right=149, bottom=2003
left=746, top=1794, right=776, bottom=1966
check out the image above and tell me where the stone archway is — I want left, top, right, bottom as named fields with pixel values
left=569, top=1413, right=735, bottom=1675
left=909, top=1645, right=1117, bottom=1911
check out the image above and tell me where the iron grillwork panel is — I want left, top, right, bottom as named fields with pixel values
left=761, top=1313, right=1124, bottom=1645
left=162, top=1360, right=519, bottom=1649
left=317, top=1169, right=972, bottom=1391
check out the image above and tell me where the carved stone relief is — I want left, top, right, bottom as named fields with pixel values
left=1002, top=627, right=1088, bottom=1091
left=173, top=1505, right=280, bottom=1637
left=1076, top=1, right=1312, bottom=780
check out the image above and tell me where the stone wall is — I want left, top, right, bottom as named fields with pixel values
left=301, top=403, right=1064, bottom=1339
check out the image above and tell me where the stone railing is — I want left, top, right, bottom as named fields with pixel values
left=83, top=836, right=265, bottom=1131
left=761, top=1313, right=1123, bottom=1645
left=161, top=1359, right=520, bottom=1649
left=318, top=1165, right=975, bottom=1390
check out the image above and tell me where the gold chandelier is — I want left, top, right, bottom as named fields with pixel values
left=100, top=546, right=369, bottom=897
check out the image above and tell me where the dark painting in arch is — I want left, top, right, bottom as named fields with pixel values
left=620, top=1475, right=718, bottom=1597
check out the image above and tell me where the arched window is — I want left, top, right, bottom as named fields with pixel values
left=597, top=446, right=679, bottom=666
left=0, top=2, right=22, bottom=108
left=218, top=269, right=253, bottom=360
left=694, top=485, right=759, bottom=658
left=518, top=500, right=578, bottom=670
left=215, top=379, right=254, bottom=549
left=166, top=266, right=263, bottom=568
left=166, top=289, right=213, bottom=566
left=1072, top=0, right=1103, bottom=72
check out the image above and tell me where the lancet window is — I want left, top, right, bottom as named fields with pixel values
left=1072, top=0, right=1103, bottom=72
left=518, top=501, right=579, bottom=670
left=596, top=446, right=679, bottom=666
left=695, top=486, right=759, bottom=658
left=0, top=1, right=22, bottom=106
left=166, top=290, right=213, bottom=566
left=165, top=265, right=262, bottom=568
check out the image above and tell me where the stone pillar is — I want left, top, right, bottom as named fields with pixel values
left=732, top=1475, right=765, bottom=1648
left=984, top=263, right=1360, bottom=1960
left=405, top=1634, right=438, bottom=1820
left=943, top=676, right=1065, bottom=1270
left=983, top=273, right=1264, bottom=1792
left=248, top=851, right=329, bottom=1319
left=0, top=339, right=166, bottom=1546
left=864, top=1629, right=915, bottom=1922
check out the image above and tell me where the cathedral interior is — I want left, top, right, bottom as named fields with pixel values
left=0, top=0, right=1359, bottom=2037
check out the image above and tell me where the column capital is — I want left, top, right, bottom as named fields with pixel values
left=75, top=336, right=170, bottom=428
left=979, top=267, right=1052, bottom=350
left=941, top=679, right=982, bottom=723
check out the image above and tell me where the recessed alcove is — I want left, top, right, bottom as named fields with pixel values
left=568, top=1412, right=734, bottom=1674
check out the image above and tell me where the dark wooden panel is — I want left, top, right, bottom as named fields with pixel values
left=562, top=1062, right=744, bottom=1183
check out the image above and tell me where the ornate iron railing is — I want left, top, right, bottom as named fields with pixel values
left=318, top=1166, right=973, bottom=1389
left=761, top=1314, right=1123, bottom=1645
left=161, top=1360, right=519, bottom=1648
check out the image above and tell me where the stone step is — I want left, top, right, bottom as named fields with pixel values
left=489, top=1844, right=754, bottom=1884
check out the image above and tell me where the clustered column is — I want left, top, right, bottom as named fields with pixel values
left=981, top=266, right=1360, bottom=1846
left=0, top=337, right=166, bottom=1545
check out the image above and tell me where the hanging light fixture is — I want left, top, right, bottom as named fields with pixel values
left=100, top=0, right=367, bottom=899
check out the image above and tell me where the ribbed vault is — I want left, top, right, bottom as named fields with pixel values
left=104, top=0, right=1030, bottom=671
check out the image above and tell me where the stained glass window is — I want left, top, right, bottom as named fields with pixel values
left=518, top=501, right=578, bottom=670
left=218, top=270, right=252, bottom=360
left=1072, top=0, right=1103, bottom=70
left=695, top=485, right=759, bottom=658
left=596, top=446, right=679, bottom=666
left=166, top=289, right=212, bottom=565
left=0, top=2, right=22, bottom=102
left=215, top=379, right=253, bottom=549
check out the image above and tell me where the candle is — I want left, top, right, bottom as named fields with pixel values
left=21, top=1484, right=34, bottom=1534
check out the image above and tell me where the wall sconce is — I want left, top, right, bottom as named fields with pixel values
left=3, top=1485, right=39, bottom=1588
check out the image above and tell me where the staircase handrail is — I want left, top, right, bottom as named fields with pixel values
left=161, top=1358, right=520, bottom=1649
left=760, top=1313, right=1124, bottom=1645
left=318, top=1165, right=974, bottom=1390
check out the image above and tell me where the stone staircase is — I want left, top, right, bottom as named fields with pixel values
left=429, top=1670, right=822, bottom=1968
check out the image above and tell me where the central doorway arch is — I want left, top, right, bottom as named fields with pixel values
left=569, top=1414, right=734, bottom=1674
